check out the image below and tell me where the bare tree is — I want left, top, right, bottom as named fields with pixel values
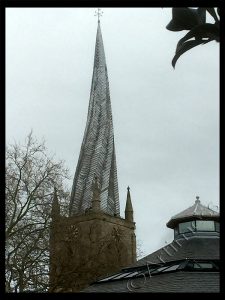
left=5, top=132, right=70, bottom=292
left=136, top=239, right=145, bottom=260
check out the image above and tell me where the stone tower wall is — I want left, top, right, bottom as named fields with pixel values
left=49, top=211, right=136, bottom=292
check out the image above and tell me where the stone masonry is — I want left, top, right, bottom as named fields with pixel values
left=49, top=204, right=136, bottom=292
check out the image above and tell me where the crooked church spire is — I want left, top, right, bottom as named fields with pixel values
left=69, top=19, right=120, bottom=217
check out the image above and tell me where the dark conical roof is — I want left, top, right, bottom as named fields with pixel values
left=167, top=197, right=219, bottom=229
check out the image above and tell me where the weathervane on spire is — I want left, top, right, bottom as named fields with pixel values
left=94, top=8, right=103, bottom=22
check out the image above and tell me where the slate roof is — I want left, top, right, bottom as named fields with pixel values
left=129, top=236, right=219, bottom=267
left=83, top=272, right=219, bottom=293
left=83, top=236, right=220, bottom=292
left=167, top=199, right=219, bottom=228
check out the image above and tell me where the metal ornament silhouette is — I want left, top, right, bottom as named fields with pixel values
left=94, top=8, right=103, bottom=22
left=69, top=19, right=120, bottom=217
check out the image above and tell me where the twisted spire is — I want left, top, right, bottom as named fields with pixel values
left=69, top=19, right=120, bottom=217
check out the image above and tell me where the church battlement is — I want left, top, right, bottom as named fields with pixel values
left=53, top=211, right=135, bottom=228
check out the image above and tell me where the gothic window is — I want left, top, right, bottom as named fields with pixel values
left=67, top=225, right=79, bottom=240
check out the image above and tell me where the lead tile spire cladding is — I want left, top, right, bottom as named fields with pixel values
left=69, top=21, right=120, bottom=217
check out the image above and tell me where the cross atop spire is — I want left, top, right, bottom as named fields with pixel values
left=94, top=8, right=103, bottom=23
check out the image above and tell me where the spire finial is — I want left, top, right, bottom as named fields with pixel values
left=94, top=8, right=103, bottom=23
left=195, top=196, right=200, bottom=203
left=125, top=186, right=133, bottom=222
left=51, top=187, right=60, bottom=218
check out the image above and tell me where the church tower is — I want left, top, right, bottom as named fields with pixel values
left=49, top=13, right=136, bottom=292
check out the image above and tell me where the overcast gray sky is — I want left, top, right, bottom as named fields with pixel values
left=6, top=8, right=219, bottom=257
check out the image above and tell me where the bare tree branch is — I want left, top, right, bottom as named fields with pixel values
left=5, top=131, right=70, bottom=292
